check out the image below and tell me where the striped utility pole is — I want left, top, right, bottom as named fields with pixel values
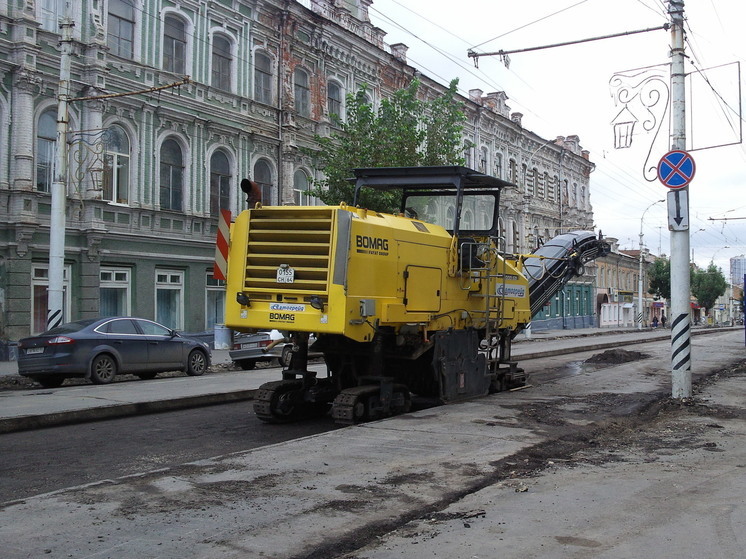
left=668, top=0, right=692, bottom=398
left=47, top=14, right=74, bottom=330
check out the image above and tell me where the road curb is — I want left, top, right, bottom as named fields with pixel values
left=0, top=389, right=256, bottom=435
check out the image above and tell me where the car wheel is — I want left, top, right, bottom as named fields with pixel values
left=137, top=372, right=158, bottom=380
left=186, top=350, right=207, bottom=376
left=280, top=345, right=293, bottom=367
left=238, top=359, right=256, bottom=370
left=34, top=375, right=65, bottom=388
left=91, top=354, right=117, bottom=384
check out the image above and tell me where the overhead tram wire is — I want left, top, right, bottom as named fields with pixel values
left=468, top=0, right=590, bottom=51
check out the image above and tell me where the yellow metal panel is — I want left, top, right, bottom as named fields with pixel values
left=404, top=266, right=442, bottom=312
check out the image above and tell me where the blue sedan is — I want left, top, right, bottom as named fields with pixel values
left=17, top=317, right=211, bottom=388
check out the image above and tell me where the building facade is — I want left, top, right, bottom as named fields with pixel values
left=0, top=0, right=594, bottom=342
left=730, top=255, right=746, bottom=288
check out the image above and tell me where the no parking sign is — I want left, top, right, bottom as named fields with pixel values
left=657, top=150, right=695, bottom=189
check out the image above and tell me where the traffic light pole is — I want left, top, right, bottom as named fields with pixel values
left=668, top=0, right=692, bottom=398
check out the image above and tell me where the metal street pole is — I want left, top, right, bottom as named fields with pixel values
left=668, top=0, right=692, bottom=398
left=638, top=199, right=664, bottom=330
left=48, top=15, right=74, bottom=330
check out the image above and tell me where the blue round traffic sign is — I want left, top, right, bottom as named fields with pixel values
left=657, top=150, right=695, bottom=189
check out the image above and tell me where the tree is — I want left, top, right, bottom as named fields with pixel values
left=308, top=79, right=467, bottom=212
left=647, top=258, right=671, bottom=301
left=691, top=263, right=728, bottom=315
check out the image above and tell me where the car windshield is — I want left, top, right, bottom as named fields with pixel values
left=42, top=319, right=99, bottom=336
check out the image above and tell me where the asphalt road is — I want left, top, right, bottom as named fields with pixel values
left=0, top=401, right=341, bottom=503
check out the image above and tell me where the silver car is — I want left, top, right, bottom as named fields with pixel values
left=229, top=330, right=320, bottom=370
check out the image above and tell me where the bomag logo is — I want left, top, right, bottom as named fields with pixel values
left=269, top=312, right=295, bottom=322
left=355, top=235, right=389, bottom=256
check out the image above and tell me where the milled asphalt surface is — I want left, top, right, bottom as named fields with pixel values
left=0, top=326, right=675, bottom=434
left=2, top=326, right=745, bottom=558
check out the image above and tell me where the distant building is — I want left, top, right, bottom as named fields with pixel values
left=730, top=255, right=746, bottom=287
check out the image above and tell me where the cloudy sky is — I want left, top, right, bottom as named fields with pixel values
left=368, top=0, right=745, bottom=278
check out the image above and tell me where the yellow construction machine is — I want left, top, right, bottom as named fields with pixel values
left=224, top=166, right=609, bottom=423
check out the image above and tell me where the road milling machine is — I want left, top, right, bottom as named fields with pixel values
left=224, top=166, right=609, bottom=424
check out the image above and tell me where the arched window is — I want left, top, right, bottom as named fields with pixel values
left=548, top=175, right=557, bottom=201
left=479, top=147, right=488, bottom=173
left=463, top=210, right=473, bottom=230
left=108, top=0, right=135, bottom=58
left=160, top=139, right=183, bottom=211
left=254, top=52, right=273, bottom=104
left=254, top=159, right=273, bottom=204
left=494, top=152, right=503, bottom=179
left=210, top=150, right=231, bottom=216
left=163, top=14, right=186, bottom=74
left=327, top=81, right=342, bottom=120
left=294, top=68, right=310, bottom=117
left=508, top=159, right=517, bottom=183
left=293, top=170, right=316, bottom=205
left=212, top=34, right=232, bottom=91
left=521, top=164, right=528, bottom=193
left=103, top=124, right=131, bottom=204
left=36, top=109, right=57, bottom=192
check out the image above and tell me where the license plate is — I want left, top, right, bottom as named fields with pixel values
left=26, top=347, right=44, bottom=355
left=241, top=342, right=259, bottom=349
left=276, top=266, right=295, bottom=284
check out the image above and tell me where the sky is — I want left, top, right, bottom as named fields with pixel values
left=367, top=0, right=746, bottom=278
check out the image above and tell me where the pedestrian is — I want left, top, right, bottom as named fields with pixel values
left=652, top=316, right=658, bottom=328
left=660, top=312, right=666, bottom=328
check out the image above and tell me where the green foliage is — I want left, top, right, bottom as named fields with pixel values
left=691, top=263, right=728, bottom=313
left=307, top=79, right=467, bottom=212
left=647, top=258, right=671, bottom=301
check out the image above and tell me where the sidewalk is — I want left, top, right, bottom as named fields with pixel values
left=0, top=326, right=729, bottom=434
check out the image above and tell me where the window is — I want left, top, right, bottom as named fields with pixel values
left=293, top=169, right=316, bottom=205
left=36, top=110, right=57, bottom=192
left=479, top=147, right=488, bottom=173
left=210, top=150, right=231, bottom=216
left=100, top=267, right=130, bottom=317
left=135, top=318, right=173, bottom=336
left=163, top=14, right=186, bottom=75
left=508, top=159, right=517, bottom=184
left=254, top=52, right=273, bottom=104
left=327, top=81, right=342, bottom=119
left=155, top=270, right=183, bottom=330
left=160, top=139, right=183, bottom=211
left=536, top=169, right=544, bottom=198
left=102, top=124, right=131, bottom=204
left=253, top=159, right=273, bottom=205
left=548, top=175, right=557, bottom=201
left=206, top=274, right=225, bottom=329
left=495, top=152, right=503, bottom=179
left=212, top=34, right=232, bottom=91
left=40, top=0, right=65, bottom=32
left=294, top=68, right=310, bottom=117
left=108, top=0, right=135, bottom=58
left=31, top=265, right=70, bottom=334
left=103, top=319, right=139, bottom=335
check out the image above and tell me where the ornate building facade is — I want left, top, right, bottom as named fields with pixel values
left=0, top=0, right=594, bottom=341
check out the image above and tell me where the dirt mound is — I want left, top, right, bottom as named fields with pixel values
left=585, top=348, right=650, bottom=364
